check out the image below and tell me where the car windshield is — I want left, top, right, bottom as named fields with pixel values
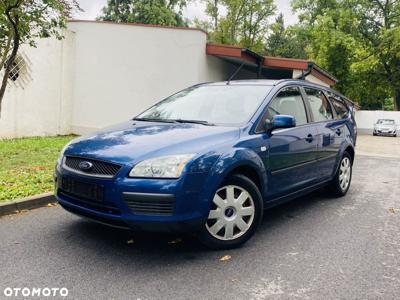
left=136, top=85, right=271, bottom=125
left=377, top=119, right=395, bottom=125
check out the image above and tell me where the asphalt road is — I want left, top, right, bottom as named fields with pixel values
left=1, top=155, right=400, bottom=300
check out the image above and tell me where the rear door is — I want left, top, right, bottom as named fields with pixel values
left=263, top=86, right=320, bottom=199
left=330, top=94, right=354, bottom=138
left=303, top=88, right=344, bottom=180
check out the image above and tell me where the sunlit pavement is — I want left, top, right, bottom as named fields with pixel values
left=356, top=134, right=400, bottom=159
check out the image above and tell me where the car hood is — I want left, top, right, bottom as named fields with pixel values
left=64, top=121, right=239, bottom=165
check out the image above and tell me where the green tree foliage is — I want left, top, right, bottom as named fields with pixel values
left=0, top=0, right=80, bottom=116
left=265, top=13, right=308, bottom=59
left=196, top=0, right=276, bottom=52
left=98, top=0, right=188, bottom=27
left=292, top=0, right=400, bottom=110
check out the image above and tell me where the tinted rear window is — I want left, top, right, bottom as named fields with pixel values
left=304, top=88, right=334, bottom=122
left=331, top=98, right=349, bottom=119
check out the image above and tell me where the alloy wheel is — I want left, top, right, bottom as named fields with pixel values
left=339, top=157, right=351, bottom=191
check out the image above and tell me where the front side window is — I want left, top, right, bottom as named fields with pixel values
left=136, top=85, right=272, bottom=125
left=265, top=87, right=308, bottom=126
left=304, top=88, right=334, bottom=122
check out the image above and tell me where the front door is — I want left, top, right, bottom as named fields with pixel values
left=263, top=87, right=319, bottom=199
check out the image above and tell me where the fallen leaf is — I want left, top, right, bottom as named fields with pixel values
left=389, top=208, right=398, bottom=214
left=168, top=238, right=183, bottom=245
left=126, top=239, right=135, bottom=244
left=47, top=203, right=54, bottom=207
left=220, top=255, right=232, bottom=262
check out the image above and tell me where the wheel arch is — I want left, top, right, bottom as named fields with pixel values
left=344, top=145, right=355, bottom=164
left=332, top=143, right=355, bottom=178
left=226, top=164, right=263, bottom=194
left=203, top=149, right=268, bottom=202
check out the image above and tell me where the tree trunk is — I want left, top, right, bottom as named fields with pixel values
left=0, top=32, right=12, bottom=71
left=395, top=90, right=400, bottom=111
left=0, top=12, right=20, bottom=117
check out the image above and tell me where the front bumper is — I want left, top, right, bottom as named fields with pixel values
left=55, top=166, right=211, bottom=233
left=374, top=129, right=397, bottom=136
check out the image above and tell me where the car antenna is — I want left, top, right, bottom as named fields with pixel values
left=226, top=61, right=245, bottom=85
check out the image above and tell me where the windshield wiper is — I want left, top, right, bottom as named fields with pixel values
left=133, top=117, right=177, bottom=123
left=173, top=119, right=215, bottom=126
left=134, top=117, right=215, bottom=126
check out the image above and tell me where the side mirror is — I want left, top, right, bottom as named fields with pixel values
left=265, top=115, right=296, bottom=133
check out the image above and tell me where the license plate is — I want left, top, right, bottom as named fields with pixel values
left=61, top=177, right=104, bottom=202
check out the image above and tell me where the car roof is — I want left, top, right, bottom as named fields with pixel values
left=204, top=79, right=278, bottom=86
left=205, top=79, right=329, bottom=89
left=202, top=79, right=356, bottom=107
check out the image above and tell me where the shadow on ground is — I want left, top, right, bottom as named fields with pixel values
left=59, top=188, right=337, bottom=262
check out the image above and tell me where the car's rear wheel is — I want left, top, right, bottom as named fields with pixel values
left=198, top=174, right=263, bottom=249
left=328, top=152, right=353, bottom=197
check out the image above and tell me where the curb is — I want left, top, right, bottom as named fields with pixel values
left=0, top=192, right=56, bottom=217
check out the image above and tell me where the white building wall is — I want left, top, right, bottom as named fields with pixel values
left=0, top=22, right=229, bottom=138
left=355, top=110, right=400, bottom=134
left=68, top=22, right=229, bottom=134
left=0, top=32, right=75, bottom=138
left=292, top=69, right=330, bottom=87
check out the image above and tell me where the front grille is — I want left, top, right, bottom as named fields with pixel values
left=123, top=192, right=175, bottom=216
left=64, top=156, right=122, bottom=178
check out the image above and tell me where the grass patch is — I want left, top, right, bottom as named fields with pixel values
left=0, top=135, right=76, bottom=202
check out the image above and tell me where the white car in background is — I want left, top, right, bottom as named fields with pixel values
left=373, top=119, right=397, bottom=137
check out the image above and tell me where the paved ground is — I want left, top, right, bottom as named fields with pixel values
left=1, top=138, right=400, bottom=299
left=356, top=135, right=400, bottom=158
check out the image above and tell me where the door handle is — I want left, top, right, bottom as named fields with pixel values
left=336, top=129, right=342, bottom=136
left=305, top=134, right=314, bottom=143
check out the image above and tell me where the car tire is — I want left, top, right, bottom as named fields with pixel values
left=373, top=132, right=377, bottom=136
left=328, top=152, right=353, bottom=197
left=198, top=174, right=263, bottom=249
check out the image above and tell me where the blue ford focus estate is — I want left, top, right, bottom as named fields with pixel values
left=55, top=79, right=357, bottom=249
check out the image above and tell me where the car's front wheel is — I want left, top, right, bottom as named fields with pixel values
left=198, top=174, right=263, bottom=249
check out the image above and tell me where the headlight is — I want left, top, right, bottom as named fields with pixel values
left=57, top=141, right=74, bottom=166
left=129, top=154, right=195, bottom=178
left=56, top=148, right=67, bottom=166
left=56, top=156, right=63, bottom=167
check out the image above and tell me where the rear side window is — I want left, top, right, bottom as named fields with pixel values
left=266, top=87, right=308, bottom=126
left=304, top=88, right=333, bottom=122
left=331, top=98, right=349, bottom=119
